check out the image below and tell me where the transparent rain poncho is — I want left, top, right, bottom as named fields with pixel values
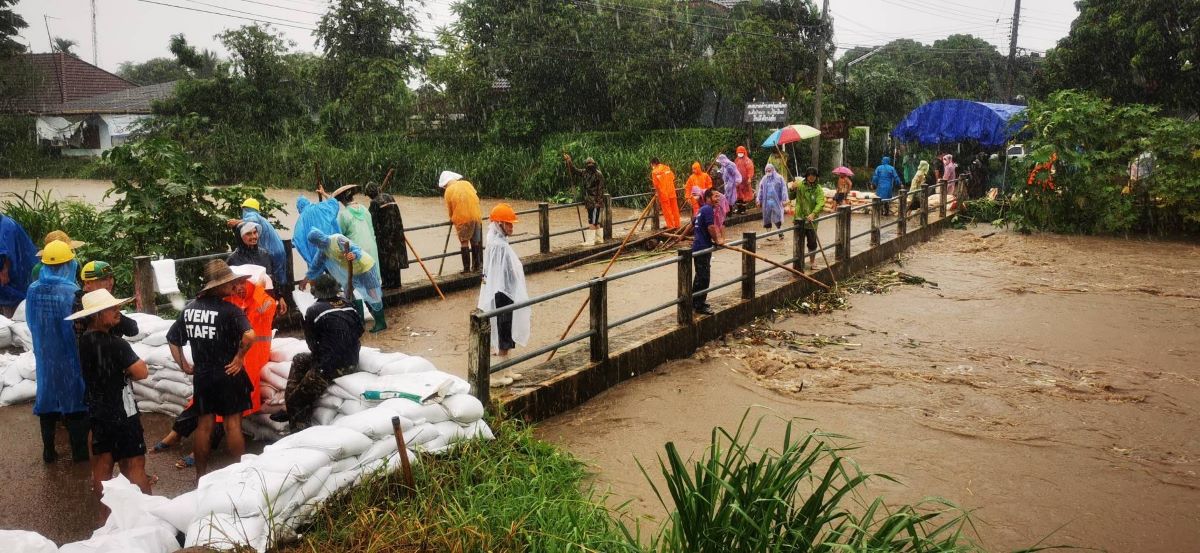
left=337, top=204, right=380, bottom=263
left=756, top=164, right=788, bottom=227
left=305, top=230, right=383, bottom=311
left=294, top=196, right=341, bottom=265
left=241, top=207, right=287, bottom=288
left=477, top=222, right=530, bottom=353
left=0, top=215, right=37, bottom=308
left=28, top=260, right=86, bottom=415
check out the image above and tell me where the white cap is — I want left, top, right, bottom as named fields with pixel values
left=438, top=170, right=463, bottom=189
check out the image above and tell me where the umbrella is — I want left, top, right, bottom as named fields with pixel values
left=832, top=166, right=854, bottom=177
left=761, top=124, right=822, bottom=148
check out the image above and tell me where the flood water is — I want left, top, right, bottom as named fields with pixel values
left=538, top=227, right=1200, bottom=552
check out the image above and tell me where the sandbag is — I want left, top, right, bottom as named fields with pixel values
left=185, top=513, right=267, bottom=553
left=260, top=368, right=289, bottom=391
left=149, top=490, right=197, bottom=533
left=316, top=394, right=344, bottom=410
left=401, top=422, right=440, bottom=448
left=0, top=325, right=13, bottom=349
left=10, top=322, right=32, bottom=351
left=131, top=381, right=162, bottom=404
left=331, top=371, right=376, bottom=398
left=58, top=522, right=178, bottom=553
left=154, top=379, right=192, bottom=399
left=196, top=465, right=302, bottom=517
left=338, top=400, right=365, bottom=416
left=378, top=398, right=450, bottom=425
left=356, top=437, right=398, bottom=466
left=140, top=329, right=169, bottom=347
left=0, top=530, right=58, bottom=553
left=378, top=356, right=436, bottom=376
left=313, top=406, right=337, bottom=426
left=265, top=425, right=372, bottom=459
left=442, top=394, right=485, bottom=424
left=332, top=407, right=414, bottom=440
left=1, top=364, right=21, bottom=387
left=0, top=379, right=36, bottom=406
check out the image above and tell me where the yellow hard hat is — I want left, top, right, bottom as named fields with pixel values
left=41, top=240, right=75, bottom=265
left=242, top=198, right=261, bottom=211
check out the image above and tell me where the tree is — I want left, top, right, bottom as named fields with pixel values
left=52, top=37, right=77, bottom=57
left=168, top=34, right=218, bottom=78
left=1042, top=0, right=1200, bottom=114
left=0, top=0, right=28, bottom=58
left=117, top=57, right=191, bottom=85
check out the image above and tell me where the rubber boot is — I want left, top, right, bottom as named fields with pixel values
left=39, top=415, right=58, bottom=463
left=459, top=247, right=471, bottom=273
left=581, top=229, right=593, bottom=247
left=65, top=413, right=90, bottom=463
left=470, top=244, right=483, bottom=273
left=594, top=228, right=603, bottom=245
left=369, top=305, right=388, bottom=333
left=353, top=299, right=366, bottom=322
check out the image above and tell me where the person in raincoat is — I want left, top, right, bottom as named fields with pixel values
left=715, top=154, right=741, bottom=225
left=756, top=164, right=789, bottom=234
left=650, top=158, right=681, bottom=230
left=31, top=230, right=86, bottom=283
left=225, top=264, right=277, bottom=415
left=942, top=154, right=959, bottom=199
left=734, top=146, right=756, bottom=213
left=0, top=214, right=37, bottom=317
left=227, top=222, right=287, bottom=313
left=871, top=156, right=903, bottom=216
left=441, top=171, right=483, bottom=273
left=29, top=240, right=89, bottom=463
left=227, top=198, right=286, bottom=290
left=302, top=229, right=387, bottom=333
left=563, top=154, right=606, bottom=245
left=911, top=160, right=931, bottom=212
left=767, top=149, right=791, bottom=183
left=293, top=194, right=341, bottom=266
left=333, top=185, right=381, bottom=266
left=478, top=204, right=529, bottom=356
left=791, top=168, right=825, bottom=268
left=363, top=182, right=409, bottom=289
left=902, top=153, right=918, bottom=185
left=686, top=161, right=713, bottom=217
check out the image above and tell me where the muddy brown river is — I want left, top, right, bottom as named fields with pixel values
left=539, top=227, right=1200, bottom=552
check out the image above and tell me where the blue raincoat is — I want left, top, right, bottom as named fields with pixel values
left=756, top=164, right=788, bottom=227
left=29, top=260, right=85, bottom=415
left=871, top=156, right=903, bottom=200
left=0, top=216, right=37, bottom=308
left=304, top=230, right=384, bottom=311
left=293, top=196, right=341, bottom=265
left=241, top=207, right=287, bottom=288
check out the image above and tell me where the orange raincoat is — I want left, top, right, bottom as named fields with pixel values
left=686, top=162, right=713, bottom=216
left=651, top=162, right=681, bottom=229
left=735, top=146, right=755, bottom=202
left=224, top=277, right=277, bottom=414
left=443, top=179, right=482, bottom=226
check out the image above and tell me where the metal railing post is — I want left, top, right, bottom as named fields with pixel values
left=537, top=202, right=551, bottom=254
left=133, top=255, right=157, bottom=315
left=650, top=196, right=661, bottom=230
left=792, top=222, right=804, bottom=271
left=467, top=310, right=491, bottom=408
left=588, top=278, right=608, bottom=362
left=920, top=184, right=930, bottom=227
left=676, top=248, right=694, bottom=325
left=870, top=198, right=881, bottom=247
left=741, top=231, right=756, bottom=300
left=897, top=192, right=908, bottom=236
left=282, top=238, right=297, bottom=296
left=939, top=181, right=948, bottom=218
left=602, top=193, right=613, bottom=240
left=836, top=205, right=852, bottom=262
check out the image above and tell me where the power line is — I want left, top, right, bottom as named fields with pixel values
left=133, top=0, right=317, bottom=30
left=177, top=0, right=319, bottom=27
left=232, top=0, right=326, bottom=17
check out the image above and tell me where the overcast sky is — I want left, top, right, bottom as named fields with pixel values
left=14, top=0, right=1079, bottom=73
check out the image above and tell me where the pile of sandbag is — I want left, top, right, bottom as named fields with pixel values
left=0, top=350, right=37, bottom=406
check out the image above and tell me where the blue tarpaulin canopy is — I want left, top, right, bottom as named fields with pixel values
left=891, top=100, right=1026, bottom=149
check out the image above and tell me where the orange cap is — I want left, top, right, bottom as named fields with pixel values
left=490, top=203, right=519, bottom=224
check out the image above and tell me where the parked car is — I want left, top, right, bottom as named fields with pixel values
left=1005, top=143, right=1026, bottom=160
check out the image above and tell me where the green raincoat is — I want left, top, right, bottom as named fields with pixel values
left=793, top=182, right=825, bottom=229
left=338, top=204, right=380, bottom=263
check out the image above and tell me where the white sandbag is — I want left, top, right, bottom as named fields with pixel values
left=324, top=384, right=356, bottom=401
left=136, top=400, right=159, bottom=413
left=11, top=300, right=25, bottom=322
left=131, top=381, right=162, bottom=403
left=196, top=465, right=302, bottom=517
left=16, top=359, right=35, bottom=381
left=1, top=364, right=21, bottom=387
left=357, top=350, right=410, bottom=375
left=330, top=456, right=358, bottom=474
left=338, top=400, right=365, bottom=416
left=401, top=422, right=440, bottom=448
left=155, top=402, right=184, bottom=417
left=185, top=513, right=267, bottom=553
left=463, top=419, right=496, bottom=441
left=0, top=530, right=58, bottom=553
left=0, top=379, right=36, bottom=406
left=378, top=356, right=436, bottom=376
left=144, top=345, right=177, bottom=368
left=149, top=490, right=197, bottom=533
left=263, top=361, right=291, bottom=379
left=316, top=394, right=344, bottom=410
left=442, top=394, right=485, bottom=424
left=369, top=371, right=468, bottom=403
left=158, top=392, right=190, bottom=408
left=10, top=322, right=32, bottom=351
left=332, top=407, right=413, bottom=440
left=422, top=420, right=468, bottom=452
left=0, top=325, right=13, bottom=349
left=265, top=425, right=372, bottom=459
left=296, top=465, right=333, bottom=505
left=260, top=368, right=289, bottom=391
left=129, top=342, right=155, bottom=360
left=154, top=379, right=192, bottom=399
left=331, top=371, right=376, bottom=398
left=58, top=522, right=178, bottom=553
left=140, top=329, right=169, bottom=347
left=378, top=398, right=450, bottom=425
left=269, top=339, right=308, bottom=363
left=356, top=437, right=398, bottom=466
left=291, top=289, right=317, bottom=314
left=150, top=367, right=190, bottom=385
left=125, top=313, right=175, bottom=340
left=313, top=406, right=337, bottom=426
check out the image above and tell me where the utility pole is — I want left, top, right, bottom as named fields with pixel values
left=810, top=0, right=831, bottom=170
left=43, top=15, right=54, bottom=53
left=91, top=0, right=99, bottom=66
left=1007, top=0, right=1021, bottom=101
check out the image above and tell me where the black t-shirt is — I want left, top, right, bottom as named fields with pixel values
left=78, top=330, right=141, bottom=422
left=167, top=295, right=252, bottom=379
left=303, top=299, right=363, bottom=377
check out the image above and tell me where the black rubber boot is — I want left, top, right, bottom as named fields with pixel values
left=39, top=415, right=58, bottom=463
left=470, top=244, right=483, bottom=273
left=459, top=247, right=471, bottom=273
left=65, top=413, right=90, bottom=463
left=369, top=305, right=388, bottom=333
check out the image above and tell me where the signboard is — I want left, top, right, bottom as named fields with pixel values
left=743, top=102, right=788, bottom=124
left=820, top=120, right=849, bottom=139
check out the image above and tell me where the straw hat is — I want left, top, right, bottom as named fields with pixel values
left=37, top=230, right=85, bottom=256
left=199, top=259, right=250, bottom=294
left=331, top=184, right=358, bottom=199
left=438, top=170, right=463, bottom=189
left=66, top=289, right=132, bottom=321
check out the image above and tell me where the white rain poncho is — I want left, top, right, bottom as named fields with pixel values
left=476, top=222, right=530, bottom=352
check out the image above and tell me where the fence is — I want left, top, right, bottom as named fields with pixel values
left=467, top=181, right=958, bottom=406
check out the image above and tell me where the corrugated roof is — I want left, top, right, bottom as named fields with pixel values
left=49, top=81, right=177, bottom=115
left=0, top=53, right=137, bottom=114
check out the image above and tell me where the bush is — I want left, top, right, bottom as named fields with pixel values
left=0, top=116, right=103, bottom=178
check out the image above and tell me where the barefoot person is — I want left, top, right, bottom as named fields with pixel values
left=478, top=204, right=529, bottom=357
left=166, top=260, right=255, bottom=479
left=68, top=289, right=154, bottom=509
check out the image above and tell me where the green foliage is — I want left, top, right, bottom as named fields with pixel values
left=117, top=57, right=193, bottom=85
left=0, top=116, right=102, bottom=178
left=168, top=34, right=218, bottom=78
left=0, top=0, right=28, bottom=58
left=51, top=37, right=78, bottom=57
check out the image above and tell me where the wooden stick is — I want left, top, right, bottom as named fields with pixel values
left=340, top=239, right=355, bottom=303
left=391, top=416, right=415, bottom=492
left=811, top=227, right=840, bottom=289
left=719, top=243, right=830, bottom=290
left=403, top=234, right=446, bottom=300
left=436, top=224, right=452, bottom=276
left=546, top=198, right=658, bottom=362
left=575, top=204, right=587, bottom=241
left=556, top=229, right=670, bottom=271
left=380, top=167, right=395, bottom=191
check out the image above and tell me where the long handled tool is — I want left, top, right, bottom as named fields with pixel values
left=575, top=204, right=587, bottom=241
left=340, top=238, right=355, bottom=302
left=546, top=198, right=658, bottom=362
left=810, top=226, right=839, bottom=289
left=556, top=228, right=670, bottom=271
left=719, top=243, right=830, bottom=290
left=404, top=234, right=446, bottom=300
left=380, top=167, right=395, bottom=191
left=391, top=416, right=415, bottom=493
left=436, top=224, right=453, bottom=276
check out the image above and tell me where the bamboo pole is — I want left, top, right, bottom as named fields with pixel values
left=436, top=224, right=453, bottom=276
left=391, top=416, right=415, bottom=493
left=546, top=198, right=658, bottom=362
left=380, top=167, right=395, bottom=191
left=403, top=235, right=446, bottom=300
left=718, top=243, right=830, bottom=290
left=556, top=228, right=669, bottom=271
left=811, top=228, right=839, bottom=289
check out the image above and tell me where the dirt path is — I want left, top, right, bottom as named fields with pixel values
left=537, top=227, right=1200, bottom=552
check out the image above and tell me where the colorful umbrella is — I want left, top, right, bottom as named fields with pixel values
left=832, top=166, right=854, bottom=177
left=761, top=124, right=822, bottom=148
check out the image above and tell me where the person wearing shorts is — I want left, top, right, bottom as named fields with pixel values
left=167, top=259, right=255, bottom=479
left=563, top=154, right=607, bottom=245
left=440, top=170, right=484, bottom=273
left=68, top=289, right=154, bottom=509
